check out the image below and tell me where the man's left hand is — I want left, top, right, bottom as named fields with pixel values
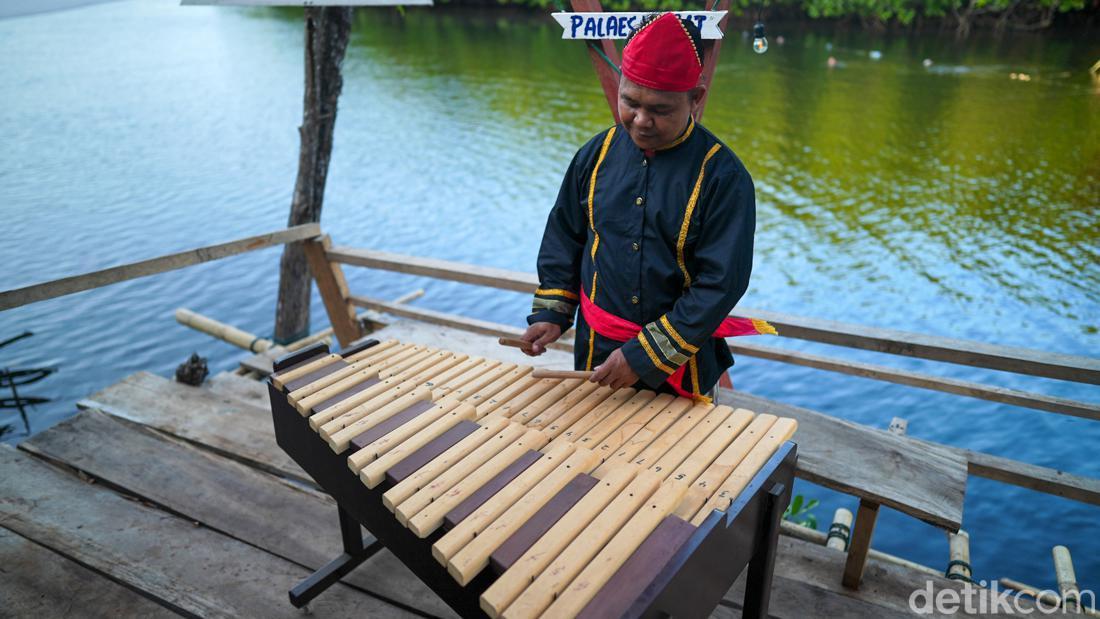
left=590, top=348, right=639, bottom=390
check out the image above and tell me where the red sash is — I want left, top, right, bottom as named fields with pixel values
left=579, top=288, right=775, bottom=400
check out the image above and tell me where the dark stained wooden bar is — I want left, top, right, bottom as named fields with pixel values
left=284, top=359, right=350, bottom=393
left=384, top=420, right=481, bottom=486
left=311, top=376, right=383, bottom=413
left=489, top=472, right=599, bottom=574
left=576, top=515, right=698, bottom=618
left=348, top=400, right=438, bottom=453
left=442, top=450, right=543, bottom=531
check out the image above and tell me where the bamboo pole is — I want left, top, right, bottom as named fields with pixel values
left=826, top=508, right=853, bottom=551
left=178, top=289, right=424, bottom=363
left=175, top=308, right=274, bottom=353
left=1053, top=546, right=1081, bottom=612
left=947, top=530, right=972, bottom=582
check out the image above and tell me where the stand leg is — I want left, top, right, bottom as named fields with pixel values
left=742, top=482, right=786, bottom=619
left=289, top=506, right=381, bottom=608
left=338, top=504, right=365, bottom=554
left=841, top=499, right=879, bottom=590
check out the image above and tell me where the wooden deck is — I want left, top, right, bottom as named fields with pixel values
left=1, top=321, right=1044, bottom=617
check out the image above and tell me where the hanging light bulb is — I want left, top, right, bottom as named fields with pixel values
left=752, top=22, right=768, bottom=54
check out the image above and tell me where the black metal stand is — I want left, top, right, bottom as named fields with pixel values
left=741, top=482, right=786, bottom=619
left=288, top=506, right=383, bottom=608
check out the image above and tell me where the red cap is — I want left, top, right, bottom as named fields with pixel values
left=621, top=13, right=702, bottom=92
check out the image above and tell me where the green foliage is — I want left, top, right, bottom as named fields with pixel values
left=467, top=0, right=1091, bottom=30
left=782, top=494, right=820, bottom=530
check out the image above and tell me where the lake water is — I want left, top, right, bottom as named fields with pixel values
left=1, top=0, right=1097, bottom=596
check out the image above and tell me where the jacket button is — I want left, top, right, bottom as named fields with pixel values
left=642, top=159, right=648, bottom=167
left=631, top=295, right=639, bottom=304
left=632, top=242, right=640, bottom=251
left=635, top=196, right=644, bottom=206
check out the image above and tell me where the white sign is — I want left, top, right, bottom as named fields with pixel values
left=552, top=11, right=726, bottom=40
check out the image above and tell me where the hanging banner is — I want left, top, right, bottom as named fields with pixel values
left=551, top=11, right=726, bottom=40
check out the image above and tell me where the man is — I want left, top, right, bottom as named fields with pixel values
left=521, top=12, right=765, bottom=402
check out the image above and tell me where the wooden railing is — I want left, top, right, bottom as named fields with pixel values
left=305, top=237, right=1100, bottom=512
left=0, top=224, right=322, bottom=311
left=324, top=244, right=1100, bottom=405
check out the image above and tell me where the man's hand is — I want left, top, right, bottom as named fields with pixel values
left=521, top=322, right=562, bottom=356
left=590, top=348, right=639, bottom=390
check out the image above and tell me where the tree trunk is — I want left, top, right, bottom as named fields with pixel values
left=274, top=7, right=354, bottom=344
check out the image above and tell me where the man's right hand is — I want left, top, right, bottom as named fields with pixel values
left=520, top=322, right=562, bottom=356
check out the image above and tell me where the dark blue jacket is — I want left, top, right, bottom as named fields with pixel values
left=528, top=118, right=756, bottom=397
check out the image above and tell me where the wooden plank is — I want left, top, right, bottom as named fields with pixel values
left=0, top=445, right=416, bottom=619
left=721, top=534, right=1044, bottom=617
left=330, top=246, right=537, bottom=294
left=0, top=527, right=181, bottom=618
left=718, top=571, right=916, bottom=619
left=730, top=308, right=1100, bottom=384
left=728, top=341, right=1100, bottom=420
left=240, top=351, right=279, bottom=375
left=0, top=224, right=321, bottom=311
left=333, top=249, right=1099, bottom=383
left=304, top=236, right=363, bottom=347
left=964, top=447, right=1100, bottom=507
left=18, top=409, right=456, bottom=618
left=206, top=372, right=270, bottom=407
left=78, top=371, right=305, bottom=483
left=719, top=390, right=966, bottom=531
